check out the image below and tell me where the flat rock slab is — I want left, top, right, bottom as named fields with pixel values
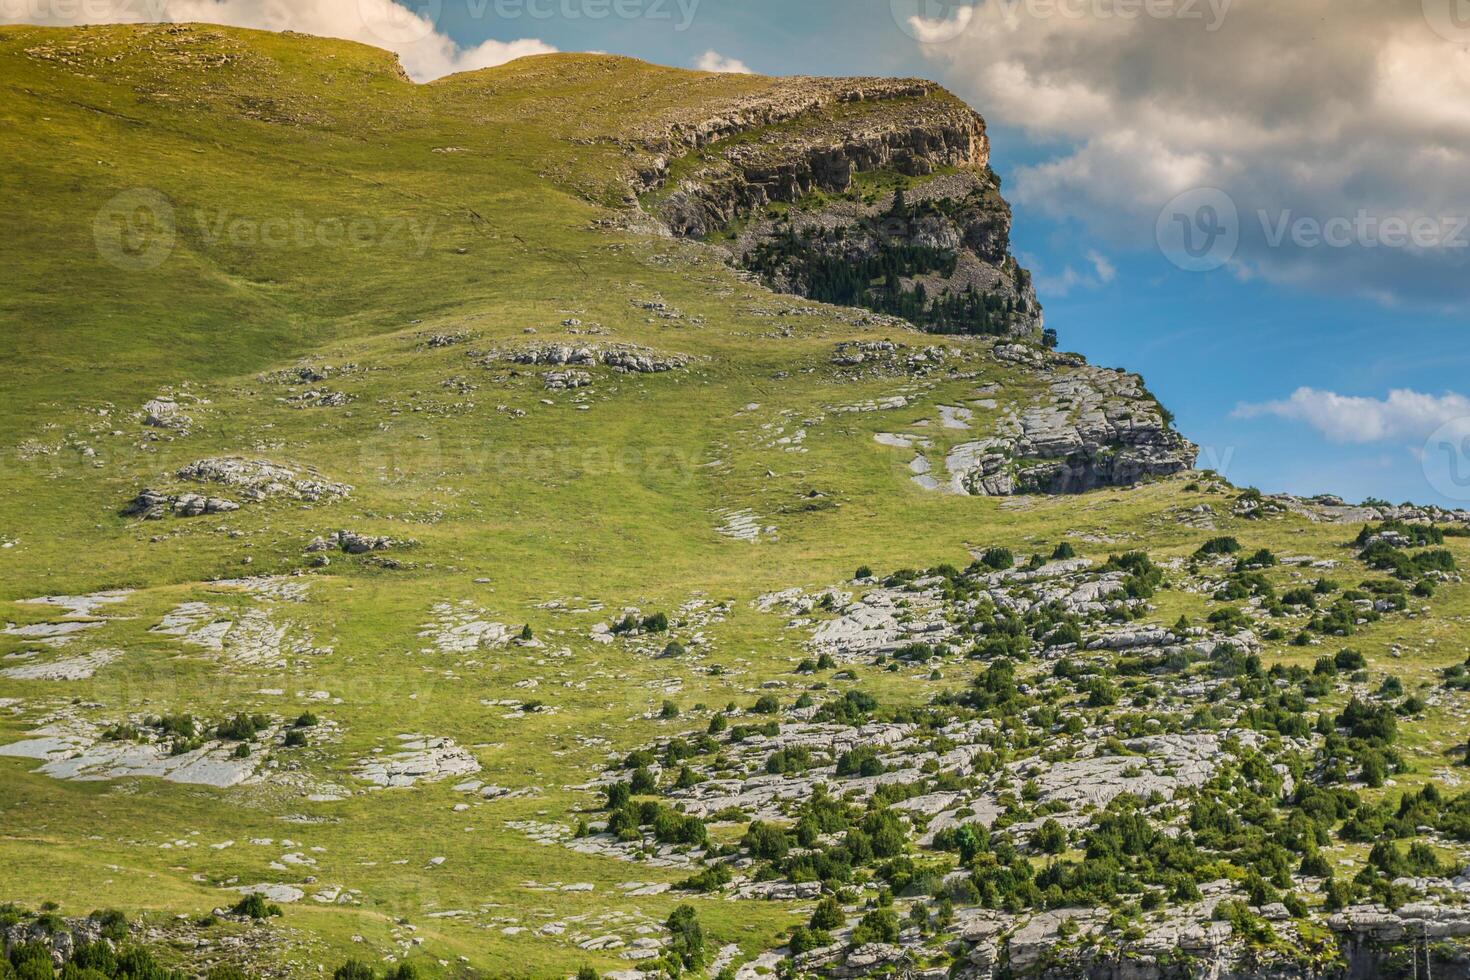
left=0, top=724, right=261, bottom=787
left=355, top=735, right=480, bottom=788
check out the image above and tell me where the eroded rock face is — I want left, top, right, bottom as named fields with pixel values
left=543, top=369, right=592, bottom=391
left=630, top=78, right=986, bottom=233
left=631, top=76, right=1040, bottom=340
left=1238, top=492, right=1470, bottom=529
left=892, top=344, right=1199, bottom=497
left=830, top=340, right=951, bottom=376
left=730, top=171, right=1041, bottom=339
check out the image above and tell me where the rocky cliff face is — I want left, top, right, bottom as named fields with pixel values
left=948, top=344, right=1199, bottom=495
left=852, top=339, right=1198, bottom=496
left=630, top=77, right=1041, bottom=341
left=623, top=77, right=985, bottom=213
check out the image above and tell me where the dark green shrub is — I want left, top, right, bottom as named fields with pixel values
left=333, top=961, right=376, bottom=980
left=742, top=821, right=792, bottom=860
left=665, top=905, right=706, bottom=970
left=91, top=910, right=128, bottom=942
left=810, top=896, right=844, bottom=931
left=1194, top=536, right=1241, bottom=557
left=850, top=908, right=899, bottom=945
left=216, top=714, right=270, bottom=742
left=835, top=746, right=885, bottom=777
left=629, top=767, right=657, bottom=794
left=979, top=548, right=1014, bottom=571
left=1034, top=819, right=1067, bottom=854
left=229, top=894, right=281, bottom=920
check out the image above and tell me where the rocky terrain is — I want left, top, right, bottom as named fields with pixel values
left=558, top=535, right=1470, bottom=978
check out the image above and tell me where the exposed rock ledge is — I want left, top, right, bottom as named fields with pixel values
left=653, top=113, right=984, bottom=240
left=869, top=341, right=1197, bottom=496
left=621, top=75, right=1042, bottom=341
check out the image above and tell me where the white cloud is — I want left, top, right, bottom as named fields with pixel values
left=1233, top=387, right=1470, bottom=444
left=695, top=49, right=751, bottom=74
left=911, top=0, right=1470, bottom=304
left=1087, top=249, right=1115, bottom=283
left=1, top=0, right=556, bottom=81
left=1023, top=249, right=1114, bottom=296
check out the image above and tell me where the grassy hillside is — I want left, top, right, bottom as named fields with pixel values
left=3, top=24, right=1470, bottom=980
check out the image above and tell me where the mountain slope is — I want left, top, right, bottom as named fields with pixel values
left=2, top=24, right=1470, bottom=980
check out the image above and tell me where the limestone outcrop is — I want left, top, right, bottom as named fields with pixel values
left=628, top=77, right=1040, bottom=340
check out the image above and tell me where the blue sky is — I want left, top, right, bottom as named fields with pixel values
left=12, top=0, right=1469, bottom=505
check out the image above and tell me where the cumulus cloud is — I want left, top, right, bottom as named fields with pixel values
left=1, top=0, right=557, bottom=81
left=909, top=0, right=1470, bottom=304
left=1234, top=387, right=1470, bottom=443
left=695, top=49, right=751, bottom=74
